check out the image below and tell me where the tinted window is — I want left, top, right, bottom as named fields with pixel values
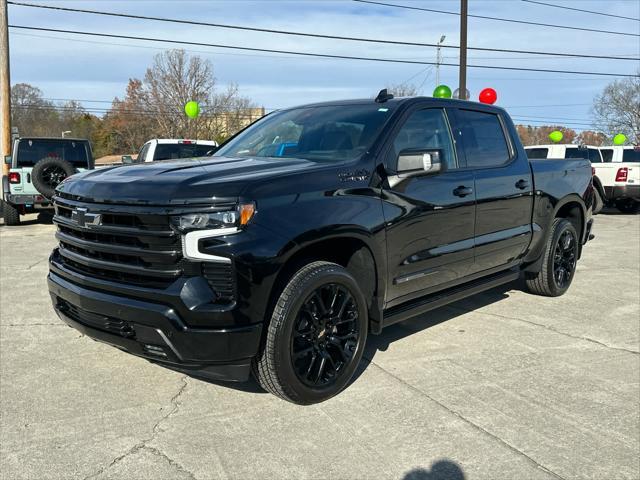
left=588, top=148, right=602, bottom=163
left=600, top=149, right=613, bottom=162
left=215, top=104, right=395, bottom=163
left=15, top=139, right=90, bottom=167
left=137, top=143, right=150, bottom=162
left=153, top=144, right=216, bottom=161
left=565, top=148, right=588, bottom=160
left=392, top=109, right=457, bottom=169
left=526, top=148, right=548, bottom=159
left=623, top=148, right=640, bottom=163
left=456, top=110, right=510, bottom=168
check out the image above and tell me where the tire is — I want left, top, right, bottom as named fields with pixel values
left=252, top=261, right=368, bottom=405
left=2, top=201, right=20, bottom=226
left=616, top=199, right=640, bottom=214
left=526, top=218, right=579, bottom=297
left=31, top=157, right=76, bottom=198
left=593, top=189, right=603, bottom=214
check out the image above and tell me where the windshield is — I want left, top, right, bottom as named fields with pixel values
left=215, top=104, right=395, bottom=163
left=16, top=139, right=90, bottom=167
left=623, top=148, right=640, bottom=163
left=153, top=143, right=216, bottom=161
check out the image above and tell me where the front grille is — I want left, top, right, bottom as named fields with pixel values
left=53, top=199, right=183, bottom=288
left=57, top=298, right=135, bottom=338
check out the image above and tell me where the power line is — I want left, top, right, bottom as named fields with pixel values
left=354, top=0, right=640, bottom=37
left=6, top=1, right=640, bottom=61
left=8, top=25, right=639, bottom=78
left=522, top=0, right=640, bottom=22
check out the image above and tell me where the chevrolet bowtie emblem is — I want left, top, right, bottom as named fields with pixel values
left=71, top=208, right=102, bottom=228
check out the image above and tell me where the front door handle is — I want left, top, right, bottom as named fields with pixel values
left=515, top=179, right=530, bottom=190
left=453, top=185, right=473, bottom=197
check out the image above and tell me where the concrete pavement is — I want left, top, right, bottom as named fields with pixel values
left=1, top=211, right=638, bottom=480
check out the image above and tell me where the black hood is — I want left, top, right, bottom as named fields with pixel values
left=56, top=156, right=327, bottom=205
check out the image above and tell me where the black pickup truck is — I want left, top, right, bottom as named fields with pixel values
left=48, top=94, right=594, bottom=404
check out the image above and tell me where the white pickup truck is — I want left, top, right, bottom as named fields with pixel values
left=123, top=139, right=219, bottom=164
left=525, top=144, right=639, bottom=213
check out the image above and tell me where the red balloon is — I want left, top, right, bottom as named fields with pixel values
left=479, top=88, right=497, bottom=104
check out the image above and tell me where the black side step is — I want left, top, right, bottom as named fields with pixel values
left=382, top=269, right=520, bottom=329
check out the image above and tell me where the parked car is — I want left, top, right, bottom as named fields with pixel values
left=48, top=94, right=594, bottom=404
left=2, top=137, right=94, bottom=225
left=597, top=146, right=640, bottom=213
left=125, top=139, right=218, bottom=163
left=525, top=144, right=639, bottom=213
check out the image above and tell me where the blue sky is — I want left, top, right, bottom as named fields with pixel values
left=7, top=0, right=640, bottom=131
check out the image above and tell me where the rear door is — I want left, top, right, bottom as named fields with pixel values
left=382, top=106, right=476, bottom=307
left=451, top=108, right=534, bottom=274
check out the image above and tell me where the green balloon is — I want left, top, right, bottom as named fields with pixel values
left=433, top=85, right=452, bottom=99
left=613, top=133, right=626, bottom=145
left=184, top=101, right=200, bottom=119
left=549, top=130, right=563, bottom=143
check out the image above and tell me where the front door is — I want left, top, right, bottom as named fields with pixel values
left=382, top=107, right=476, bottom=308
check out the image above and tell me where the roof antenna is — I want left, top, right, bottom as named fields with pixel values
left=375, top=88, right=394, bottom=103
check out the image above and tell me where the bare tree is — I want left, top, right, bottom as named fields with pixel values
left=576, top=130, right=607, bottom=146
left=592, top=73, right=640, bottom=145
left=385, top=83, right=419, bottom=97
left=515, top=124, right=577, bottom=146
left=11, top=83, right=59, bottom=136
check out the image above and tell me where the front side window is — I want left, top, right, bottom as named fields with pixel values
left=565, top=148, right=588, bottom=160
left=587, top=148, right=602, bottom=163
left=391, top=108, right=457, bottom=169
left=526, top=148, right=549, bottom=159
left=456, top=110, right=510, bottom=168
left=137, top=143, right=150, bottom=162
left=153, top=143, right=216, bottom=161
left=215, top=104, right=395, bottom=163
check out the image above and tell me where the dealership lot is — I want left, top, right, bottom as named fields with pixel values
left=1, top=212, right=638, bottom=480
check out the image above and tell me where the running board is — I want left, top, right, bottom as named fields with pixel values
left=382, top=269, right=520, bottom=329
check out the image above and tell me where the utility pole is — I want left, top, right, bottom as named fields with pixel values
left=1, top=0, right=10, bottom=177
left=436, top=35, right=446, bottom=87
left=458, top=0, right=468, bottom=100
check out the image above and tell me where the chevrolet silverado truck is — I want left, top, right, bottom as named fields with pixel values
left=2, top=137, right=94, bottom=225
left=48, top=94, right=594, bottom=404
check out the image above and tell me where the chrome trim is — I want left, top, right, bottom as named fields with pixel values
left=182, top=228, right=237, bottom=263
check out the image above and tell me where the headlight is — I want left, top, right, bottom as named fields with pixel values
left=172, top=202, right=256, bottom=233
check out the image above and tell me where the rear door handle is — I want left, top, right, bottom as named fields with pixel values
left=515, top=179, right=530, bottom=190
left=453, top=185, right=473, bottom=197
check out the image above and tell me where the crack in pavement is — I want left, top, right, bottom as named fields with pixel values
left=26, top=257, right=49, bottom=270
left=143, top=445, right=198, bottom=480
left=363, top=356, right=567, bottom=480
left=82, top=376, right=194, bottom=480
left=447, top=305, right=640, bottom=355
left=1, top=323, right=64, bottom=327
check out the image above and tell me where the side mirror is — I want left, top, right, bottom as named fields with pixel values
left=4, top=155, right=11, bottom=165
left=121, top=155, right=133, bottom=164
left=397, top=149, right=442, bottom=176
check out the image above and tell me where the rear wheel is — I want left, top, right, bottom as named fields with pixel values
left=252, top=261, right=368, bottom=405
left=616, top=199, right=640, bottom=214
left=2, top=201, right=20, bottom=226
left=526, top=218, right=578, bottom=297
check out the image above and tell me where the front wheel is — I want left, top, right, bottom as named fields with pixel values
left=616, top=199, right=640, bottom=214
left=525, top=218, right=579, bottom=297
left=252, top=261, right=368, bottom=405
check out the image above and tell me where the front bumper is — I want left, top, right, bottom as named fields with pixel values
left=604, top=184, right=640, bottom=202
left=48, top=270, right=263, bottom=382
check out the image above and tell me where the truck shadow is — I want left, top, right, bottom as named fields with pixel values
left=353, top=281, right=518, bottom=385
left=403, top=459, right=466, bottom=480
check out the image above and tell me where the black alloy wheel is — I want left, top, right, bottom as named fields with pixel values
left=291, top=284, right=359, bottom=387
left=252, top=261, right=368, bottom=405
left=40, top=165, right=68, bottom=188
left=552, top=229, right=577, bottom=289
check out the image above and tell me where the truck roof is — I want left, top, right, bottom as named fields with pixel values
left=278, top=96, right=509, bottom=114
left=17, top=137, right=90, bottom=142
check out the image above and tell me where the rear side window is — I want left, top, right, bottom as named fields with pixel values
left=623, top=148, right=640, bottom=162
left=456, top=110, right=510, bottom=168
left=15, top=139, right=90, bottom=167
left=600, top=149, right=613, bottom=162
left=564, top=148, right=588, bottom=160
left=153, top=144, right=216, bottom=161
left=526, top=148, right=548, bottom=159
